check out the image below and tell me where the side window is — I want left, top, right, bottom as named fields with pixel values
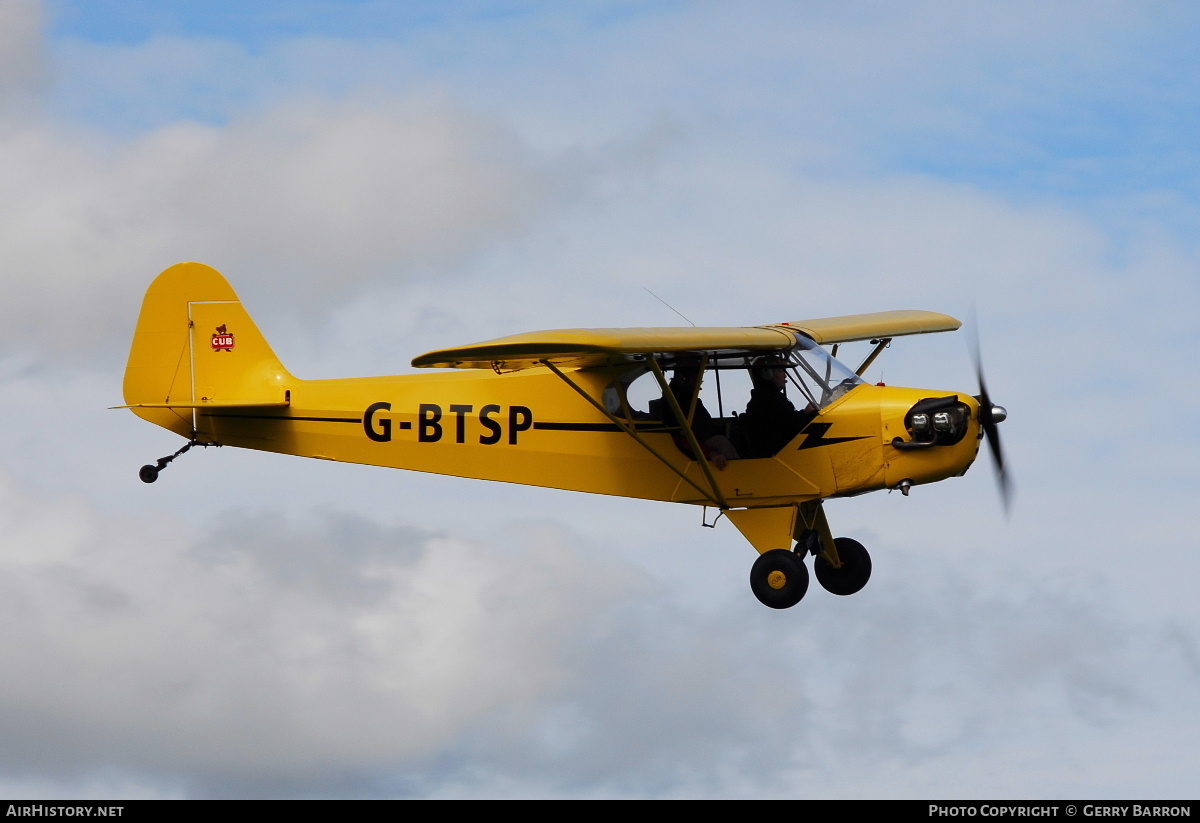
left=705, top=362, right=752, bottom=420
left=609, top=360, right=756, bottom=421
left=624, top=369, right=660, bottom=417
left=609, top=368, right=660, bottom=419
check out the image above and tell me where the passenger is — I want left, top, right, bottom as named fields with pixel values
left=740, top=355, right=818, bottom=458
left=655, top=357, right=740, bottom=470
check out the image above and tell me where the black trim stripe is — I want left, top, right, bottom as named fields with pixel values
left=534, top=421, right=622, bottom=432
left=199, top=413, right=363, bottom=423
left=200, top=413, right=670, bottom=433
left=533, top=421, right=675, bottom=433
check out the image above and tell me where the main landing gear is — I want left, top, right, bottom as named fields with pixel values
left=747, top=504, right=873, bottom=608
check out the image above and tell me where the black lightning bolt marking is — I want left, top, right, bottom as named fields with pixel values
left=796, top=422, right=870, bottom=450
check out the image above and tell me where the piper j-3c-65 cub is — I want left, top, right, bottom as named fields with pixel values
left=120, top=262, right=1010, bottom=610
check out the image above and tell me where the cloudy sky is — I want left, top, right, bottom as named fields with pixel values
left=0, top=0, right=1197, bottom=798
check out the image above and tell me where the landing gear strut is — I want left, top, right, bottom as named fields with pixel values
left=138, top=438, right=215, bottom=483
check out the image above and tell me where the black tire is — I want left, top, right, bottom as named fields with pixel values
left=750, top=549, right=809, bottom=609
left=814, top=537, right=871, bottom=596
left=139, top=465, right=159, bottom=484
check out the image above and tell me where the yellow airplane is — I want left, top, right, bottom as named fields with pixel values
left=120, top=262, right=1009, bottom=609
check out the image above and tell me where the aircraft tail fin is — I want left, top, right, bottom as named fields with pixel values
left=122, top=262, right=293, bottom=439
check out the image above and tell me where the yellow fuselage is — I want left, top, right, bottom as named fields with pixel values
left=196, top=368, right=981, bottom=509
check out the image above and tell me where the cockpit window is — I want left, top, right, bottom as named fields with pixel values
left=602, top=342, right=863, bottom=460
left=611, top=339, right=864, bottom=420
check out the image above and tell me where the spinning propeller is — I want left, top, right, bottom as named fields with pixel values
left=970, top=328, right=1013, bottom=514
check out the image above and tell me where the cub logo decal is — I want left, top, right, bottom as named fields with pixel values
left=211, top=324, right=234, bottom=352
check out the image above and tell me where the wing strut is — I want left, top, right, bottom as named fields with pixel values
left=854, top=338, right=891, bottom=377
left=646, top=358, right=730, bottom=509
left=541, top=361, right=726, bottom=508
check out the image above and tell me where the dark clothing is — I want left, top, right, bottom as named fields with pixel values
left=740, top=387, right=816, bottom=458
left=651, top=369, right=722, bottom=460
left=665, top=394, right=721, bottom=443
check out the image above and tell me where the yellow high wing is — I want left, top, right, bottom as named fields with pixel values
left=410, top=310, right=960, bottom=371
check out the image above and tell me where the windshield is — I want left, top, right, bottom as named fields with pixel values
left=786, top=336, right=866, bottom=408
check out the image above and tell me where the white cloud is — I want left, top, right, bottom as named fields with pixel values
left=0, top=465, right=641, bottom=795
left=0, top=0, right=43, bottom=105
left=0, top=93, right=552, bottom=355
left=1, top=457, right=1194, bottom=798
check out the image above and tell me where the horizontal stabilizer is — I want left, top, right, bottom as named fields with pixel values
left=112, top=400, right=290, bottom=410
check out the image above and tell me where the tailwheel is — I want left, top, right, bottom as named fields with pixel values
left=135, top=438, right=216, bottom=484
left=814, top=537, right=871, bottom=596
left=750, top=549, right=809, bottom=609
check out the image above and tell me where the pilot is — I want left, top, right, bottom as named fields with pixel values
left=656, top=356, right=740, bottom=470
left=739, top=355, right=817, bottom=458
